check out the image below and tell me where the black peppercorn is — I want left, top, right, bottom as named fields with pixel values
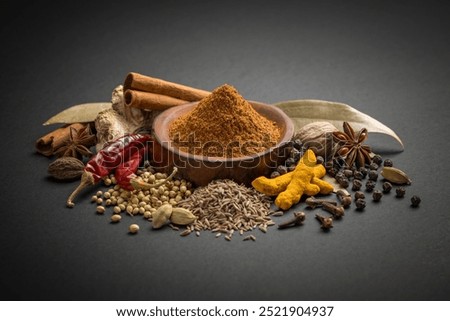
left=369, top=162, right=379, bottom=170
left=382, top=181, right=392, bottom=193
left=411, top=195, right=421, bottom=207
left=343, top=169, right=353, bottom=178
left=355, top=198, right=366, bottom=210
left=353, top=170, right=363, bottom=180
left=285, top=157, right=296, bottom=167
left=352, top=179, right=362, bottom=191
left=359, top=167, right=368, bottom=178
left=292, top=139, right=303, bottom=150
left=396, top=187, right=406, bottom=198
left=270, top=171, right=280, bottom=178
left=354, top=191, right=365, bottom=200
left=372, top=190, right=383, bottom=202
left=333, top=156, right=346, bottom=170
left=372, top=154, right=383, bottom=165
left=339, top=177, right=350, bottom=188
left=366, top=180, right=376, bottom=192
left=335, top=172, right=345, bottom=181
left=327, top=167, right=337, bottom=178
left=316, top=156, right=324, bottom=165
left=383, top=159, right=393, bottom=167
left=290, top=148, right=301, bottom=162
left=277, top=165, right=288, bottom=175
left=368, top=170, right=379, bottom=181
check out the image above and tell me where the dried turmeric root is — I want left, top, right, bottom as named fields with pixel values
left=252, top=149, right=333, bottom=210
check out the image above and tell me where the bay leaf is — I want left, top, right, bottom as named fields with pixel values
left=43, top=102, right=112, bottom=125
left=274, top=99, right=403, bottom=150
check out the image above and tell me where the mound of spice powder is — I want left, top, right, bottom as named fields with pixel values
left=169, top=84, right=281, bottom=157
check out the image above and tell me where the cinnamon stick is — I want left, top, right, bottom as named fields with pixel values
left=123, top=72, right=210, bottom=110
left=124, top=90, right=189, bottom=111
left=35, top=123, right=85, bottom=156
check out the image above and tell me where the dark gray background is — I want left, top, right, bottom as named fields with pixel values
left=1, top=0, right=449, bottom=300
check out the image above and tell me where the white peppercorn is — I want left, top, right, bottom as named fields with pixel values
left=155, top=172, right=165, bottom=180
left=111, top=214, right=121, bottom=223
left=129, top=224, right=139, bottom=234
left=126, top=205, right=133, bottom=215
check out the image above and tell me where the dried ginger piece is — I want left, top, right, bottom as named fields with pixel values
left=95, top=85, right=161, bottom=151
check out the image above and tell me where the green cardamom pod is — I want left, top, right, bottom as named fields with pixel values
left=170, top=208, right=197, bottom=226
left=152, top=204, right=173, bottom=229
left=380, top=167, right=412, bottom=185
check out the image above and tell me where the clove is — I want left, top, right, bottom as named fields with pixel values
left=278, top=211, right=306, bottom=229
left=305, top=196, right=337, bottom=209
left=322, top=202, right=345, bottom=218
left=336, top=189, right=352, bottom=209
left=315, top=214, right=333, bottom=230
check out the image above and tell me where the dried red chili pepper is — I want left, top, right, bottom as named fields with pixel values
left=115, top=145, right=147, bottom=190
left=66, top=134, right=153, bottom=207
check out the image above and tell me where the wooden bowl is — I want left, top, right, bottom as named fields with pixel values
left=151, top=101, right=294, bottom=186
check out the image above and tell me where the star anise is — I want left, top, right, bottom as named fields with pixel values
left=333, top=122, right=372, bottom=168
left=54, top=125, right=96, bottom=159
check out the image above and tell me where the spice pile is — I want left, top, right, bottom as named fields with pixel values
left=91, top=162, right=194, bottom=222
left=169, top=84, right=281, bottom=158
left=176, top=179, right=273, bottom=240
left=255, top=121, right=421, bottom=230
left=36, top=72, right=421, bottom=239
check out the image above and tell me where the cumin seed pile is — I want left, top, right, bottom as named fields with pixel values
left=176, top=179, right=274, bottom=240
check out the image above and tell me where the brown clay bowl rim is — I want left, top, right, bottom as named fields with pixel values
left=152, top=100, right=294, bottom=163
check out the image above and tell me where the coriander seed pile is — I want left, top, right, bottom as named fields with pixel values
left=91, top=163, right=194, bottom=234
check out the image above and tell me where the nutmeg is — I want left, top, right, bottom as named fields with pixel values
left=48, top=157, right=85, bottom=180
left=293, top=122, right=338, bottom=160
